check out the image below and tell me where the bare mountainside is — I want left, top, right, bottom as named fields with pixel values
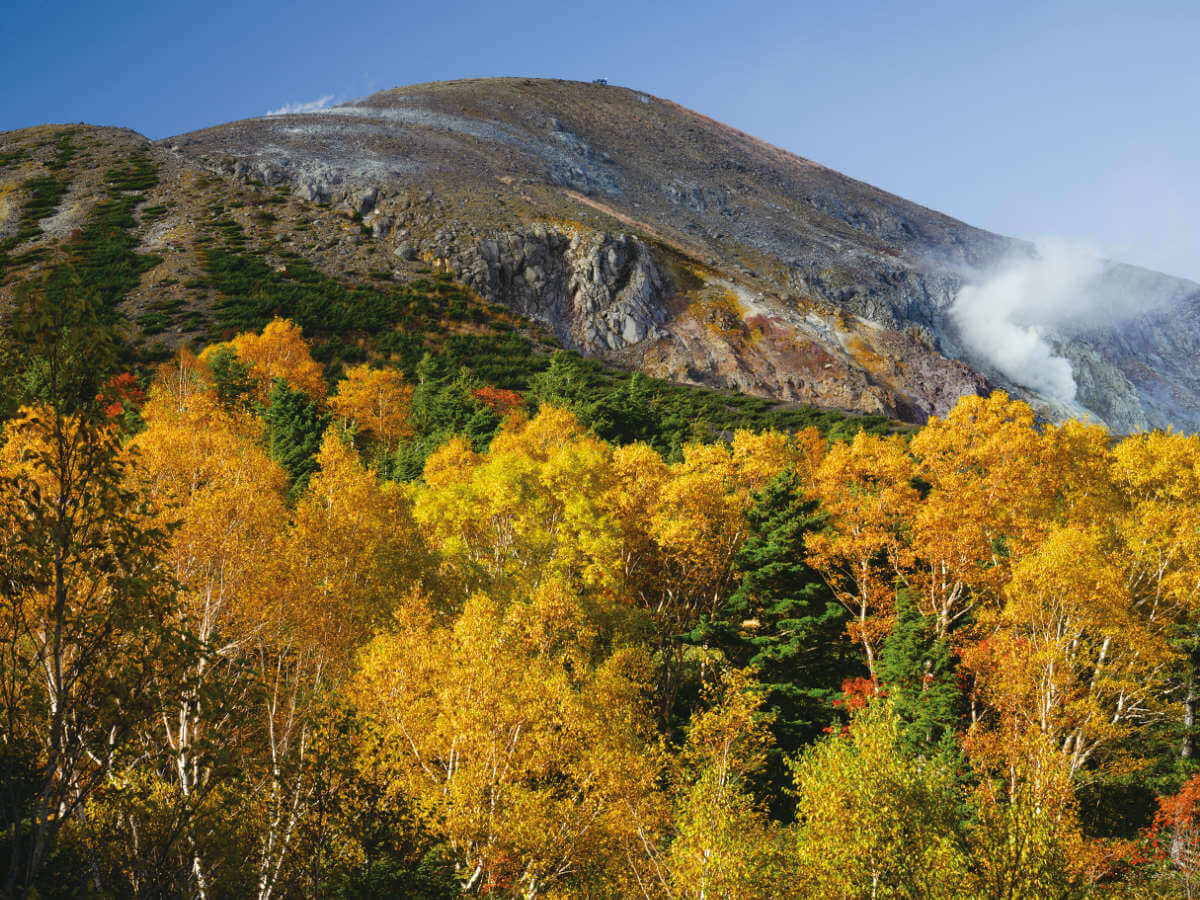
left=164, top=77, right=1200, bottom=431
left=4, top=79, right=1196, bottom=429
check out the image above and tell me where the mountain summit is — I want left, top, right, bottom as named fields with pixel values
left=6, top=78, right=1199, bottom=430
left=167, top=78, right=1200, bottom=431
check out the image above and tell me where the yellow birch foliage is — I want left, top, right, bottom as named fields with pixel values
left=129, top=370, right=300, bottom=886
left=606, top=441, right=671, bottom=604
left=328, top=364, right=414, bottom=450
left=790, top=700, right=967, bottom=898
left=789, top=424, right=828, bottom=485
left=651, top=670, right=791, bottom=899
left=1040, top=417, right=1120, bottom=530
left=276, top=430, right=432, bottom=667
left=807, top=432, right=918, bottom=677
left=414, top=406, right=622, bottom=597
left=203, top=317, right=326, bottom=400
left=963, top=732, right=1091, bottom=898
left=607, top=431, right=798, bottom=634
left=604, top=430, right=799, bottom=721
left=790, top=704, right=1092, bottom=898
left=649, top=430, right=798, bottom=622
left=350, top=583, right=664, bottom=897
left=1111, top=430, right=1200, bottom=618
left=965, top=526, right=1176, bottom=776
left=907, top=393, right=1053, bottom=634
left=132, top=363, right=289, bottom=641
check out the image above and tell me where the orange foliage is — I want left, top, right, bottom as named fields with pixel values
left=472, top=386, right=525, bottom=416
left=98, top=372, right=146, bottom=419
left=1148, top=774, right=1200, bottom=873
left=210, top=317, right=327, bottom=399
left=329, top=364, right=414, bottom=449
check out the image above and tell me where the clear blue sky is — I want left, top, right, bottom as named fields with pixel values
left=3, top=0, right=1197, bottom=279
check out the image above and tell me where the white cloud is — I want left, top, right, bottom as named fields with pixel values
left=265, top=94, right=336, bottom=117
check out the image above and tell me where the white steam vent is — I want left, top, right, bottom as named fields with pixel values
left=951, top=239, right=1107, bottom=404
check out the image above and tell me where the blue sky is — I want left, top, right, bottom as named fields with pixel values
left=3, top=0, right=1198, bottom=279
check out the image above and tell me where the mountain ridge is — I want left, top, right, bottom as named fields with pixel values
left=164, top=77, right=1200, bottom=431
left=5, top=78, right=1198, bottom=431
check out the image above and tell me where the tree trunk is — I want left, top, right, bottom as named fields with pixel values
left=1183, top=654, right=1198, bottom=760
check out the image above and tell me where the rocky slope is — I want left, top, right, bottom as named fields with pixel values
left=5, top=79, right=1198, bottom=430
left=163, top=77, right=1200, bottom=431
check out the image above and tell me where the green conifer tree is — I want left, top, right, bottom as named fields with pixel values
left=207, top=345, right=254, bottom=407
left=877, top=590, right=965, bottom=759
left=584, top=372, right=658, bottom=446
left=701, top=468, right=857, bottom=813
left=264, top=378, right=329, bottom=499
left=528, top=350, right=589, bottom=410
left=389, top=359, right=501, bottom=480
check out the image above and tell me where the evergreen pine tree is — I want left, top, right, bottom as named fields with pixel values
left=264, top=378, right=329, bottom=499
left=528, top=350, right=589, bottom=410
left=389, top=360, right=501, bottom=480
left=702, top=468, right=858, bottom=813
left=877, top=590, right=965, bottom=758
left=207, top=345, right=254, bottom=407
left=584, top=372, right=658, bottom=446
left=413, top=350, right=439, bottom=389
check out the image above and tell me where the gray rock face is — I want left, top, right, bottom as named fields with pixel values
left=1062, top=342, right=1147, bottom=431
left=419, top=222, right=991, bottom=420
left=432, top=226, right=667, bottom=354
left=1072, top=296, right=1200, bottom=432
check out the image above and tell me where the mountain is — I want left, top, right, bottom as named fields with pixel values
left=5, top=78, right=1199, bottom=430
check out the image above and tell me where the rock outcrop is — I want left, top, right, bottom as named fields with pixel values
left=428, top=226, right=668, bottom=355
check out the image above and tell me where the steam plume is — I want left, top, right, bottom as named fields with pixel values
left=950, top=239, right=1104, bottom=404
left=265, top=95, right=335, bottom=116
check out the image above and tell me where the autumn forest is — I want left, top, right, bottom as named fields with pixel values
left=4, top=262, right=1200, bottom=898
